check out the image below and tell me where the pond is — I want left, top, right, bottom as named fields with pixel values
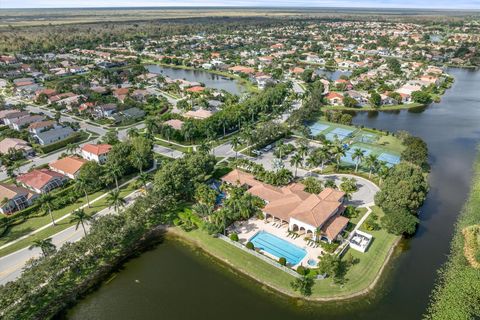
left=146, top=64, right=246, bottom=95
left=67, top=68, right=480, bottom=320
left=315, top=68, right=352, bottom=80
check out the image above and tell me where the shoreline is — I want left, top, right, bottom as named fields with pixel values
left=167, top=227, right=402, bottom=302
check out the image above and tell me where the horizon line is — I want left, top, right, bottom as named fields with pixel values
left=1, top=6, right=479, bottom=10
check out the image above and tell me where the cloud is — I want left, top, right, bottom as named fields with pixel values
left=2, top=0, right=480, bottom=9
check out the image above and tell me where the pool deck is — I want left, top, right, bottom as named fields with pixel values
left=231, top=218, right=325, bottom=268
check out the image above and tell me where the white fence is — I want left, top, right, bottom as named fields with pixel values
left=217, top=234, right=301, bottom=278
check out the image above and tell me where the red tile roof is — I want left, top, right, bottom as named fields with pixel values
left=81, top=143, right=112, bottom=156
left=17, top=169, right=64, bottom=190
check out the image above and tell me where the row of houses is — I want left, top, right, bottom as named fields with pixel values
left=0, top=143, right=112, bottom=214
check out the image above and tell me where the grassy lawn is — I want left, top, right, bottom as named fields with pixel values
left=376, top=134, right=406, bottom=154
left=0, top=182, right=137, bottom=257
left=154, top=138, right=192, bottom=153
left=171, top=215, right=400, bottom=300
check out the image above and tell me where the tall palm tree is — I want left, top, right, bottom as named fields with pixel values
left=29, top=238, right=56, bottom=257
left=290, top=153, right=303, bottom=178
left=107, top=190, right=126, bottom=213
left=352, top=148, right=366, bottom=172
left=231, top=136, right=240, bottom=160
left=365, top=154, right=379, bottom=178
left=70, top=209, right=92, bottom=235
left=330, top=144, right=346, bottom=171
left=198, top=141, right=212, bottom=154
left=104, top=163, right=123, bottom=191
left=138, top=172, right=150, bottom=191
left=315, top=147, right=330, bottom=173
left=37, top=193, right=56, bottom=226
left=74, top=176, right=91, bottom=208
left=377, top=161, right=390, bottom=185
left=131, top=151, right=146, bottom=174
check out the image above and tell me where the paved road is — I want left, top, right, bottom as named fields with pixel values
left=0, top=189, right=143, bottom=285
left=153, top=145, right=183, bottom=159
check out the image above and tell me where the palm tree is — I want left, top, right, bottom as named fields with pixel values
left=131, top=151, right=146, bottom=174
left=315, top=147, right=330, bottom=173
left=37, top=193, right=56, bottom=226
left=192, top=203, right=214, bottom=218
left=377, top=161, right=390, bottom=185
left=107, top=190, right=126, bottom=213
left=198, top=141, right=212, bottom=154
left=70, top=208, right=92, bottom=235
left=290, top=153, right=303, bottom=178
left=138, top=172, right=150, bottom=191
left=330, top=144, right=346, bottom=170
left=231, top=136, right=240, bottom=160
left=352, top=148, right=366, bottom=172
left=104, top=163, right=123, bottom=191
left=29, top=238, right=56, bottom=257
left=365, top=154, right=379, bottom=178
left=74, top=176, right=91, bottom=208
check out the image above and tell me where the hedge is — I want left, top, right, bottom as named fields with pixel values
left=38, top=131, right=89, bottom=154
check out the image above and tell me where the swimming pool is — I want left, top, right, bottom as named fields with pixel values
left=249, top=231, right=306, bottom=265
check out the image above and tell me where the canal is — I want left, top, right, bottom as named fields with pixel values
left=66, top=68, right=480, bottom=320
left=146, top=64, right=246, bottom=95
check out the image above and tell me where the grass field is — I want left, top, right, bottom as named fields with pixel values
left=170, top=211, right=399, bottom=300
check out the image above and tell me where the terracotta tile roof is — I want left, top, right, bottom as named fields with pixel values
left=221, top=169, right=346, bottom=229
left=49, top=156, right=87, bottom=176
left=221, top=169, right=262, bottom=187
left=28, top=120, right=55, bottom=130
left=164, top=119, right=184, bottom=130
left=321, top=215, right=349, bottom=240
left=17, top=169, right=64, bottom=190
left=81, top=143, right=112, bottom=156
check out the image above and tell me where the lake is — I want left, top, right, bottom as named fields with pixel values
left=146, top=64, right=246, bottom=95
left=66, top=68, right=480, bottom=320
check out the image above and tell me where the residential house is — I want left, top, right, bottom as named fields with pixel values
left=0, top=183, right=38, bottom=214
left=28, top=120, right=58, bottom=135
left=81, top=143, right=112, bottom=164
left=221, top=169, right=348, bottom=243
left=35, top=127, right=74, bottom=146
left=325, top=92, right=344, bottom=106
left=10, top=115, right=45, bottom=131
left=95, top=103, right=117, bottom=118
left=49, top=156, right=87, bottom=179
left=163, top=119, right=184, bottom=130
left=0, top=138, right=34, bottom=156
left=17, top=169, right=67, bottom=194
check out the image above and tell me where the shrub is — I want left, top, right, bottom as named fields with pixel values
left=246, top=241, right=254, bottom=250
left=229, top=233, right=239, bottom=242
left=296, top=265, right=307, bottom=275
left=278, top=257, right=287, bottom=266
left=364, top=214, right=380, bottom=231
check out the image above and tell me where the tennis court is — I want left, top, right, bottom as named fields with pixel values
left=355, top=132, right=378, bottom=144
left=378, top=153, right=401, bottom=167
left=308, top=123, right=330, bottom=136
left=325, top=127, right=355, bottom=142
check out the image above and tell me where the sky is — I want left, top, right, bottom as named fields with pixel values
left=2, top=0, right=480, bottom=9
